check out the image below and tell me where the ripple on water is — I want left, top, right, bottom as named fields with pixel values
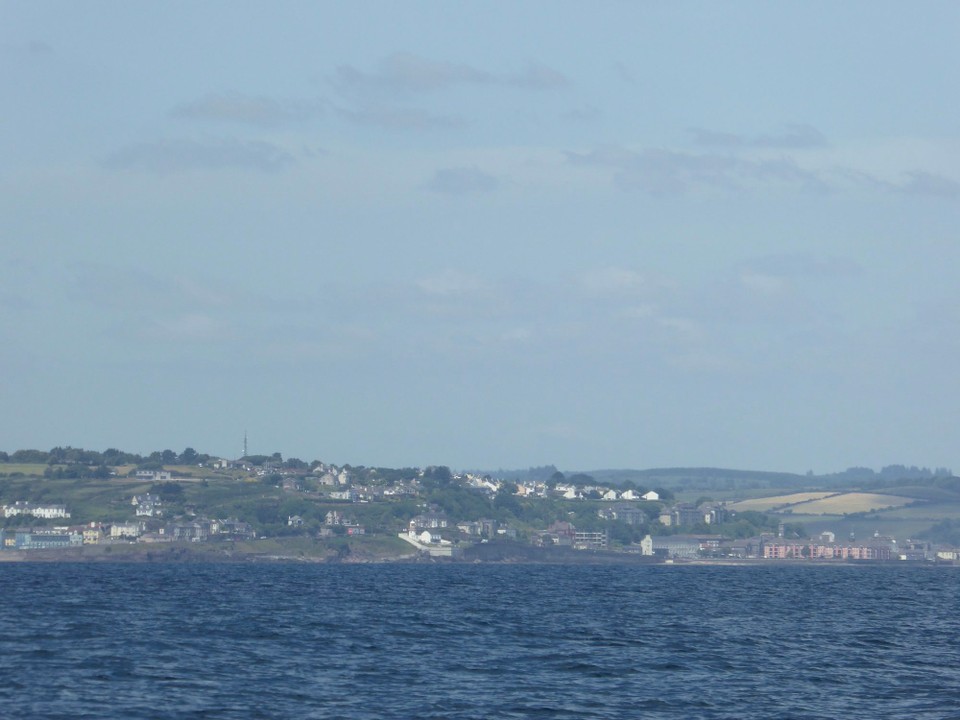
left=1, top=563, right=959, bottom=719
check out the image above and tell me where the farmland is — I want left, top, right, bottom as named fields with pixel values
left=728, top=492, right=837, bottom=512
left=791, top=492, right=912, bottom=515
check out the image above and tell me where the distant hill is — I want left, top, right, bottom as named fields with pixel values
left=586, top=468, right=807, bottom=491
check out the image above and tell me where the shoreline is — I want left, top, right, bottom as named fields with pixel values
left=0, top=542, right=954, bottom=567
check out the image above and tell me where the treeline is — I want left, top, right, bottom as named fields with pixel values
left=825, top=465, right=954, bottom=482
left=0, top=446, right=212, bottom=467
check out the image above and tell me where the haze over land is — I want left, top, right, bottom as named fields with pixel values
left=3, top=3, right=959, bottom=473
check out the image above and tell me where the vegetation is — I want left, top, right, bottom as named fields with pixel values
left=1, top=446, right=959, bottom=555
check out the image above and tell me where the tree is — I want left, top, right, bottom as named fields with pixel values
left=11, top=449, right=49, bottom=464
left=653, top=487, right=675, bottom=502
left=179, top=447, right=199, bottom=465
left=421, top=466, right=453, bottom=489
left=150, top=482, right=185, bottom=502
left=567, top=473, right=595, bottom=487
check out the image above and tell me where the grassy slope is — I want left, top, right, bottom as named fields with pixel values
left=5, top=465, right=960, bottom=545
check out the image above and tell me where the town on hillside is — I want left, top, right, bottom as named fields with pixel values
left=1, top=447, right=958, bottom=563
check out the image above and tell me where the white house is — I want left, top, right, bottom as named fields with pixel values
left=418, top=530, right=441, bottom=544
left=642, top=490, right=660, bottom=501
left=110, top=522, right=143, bottom=539
left=3, top=502, right=70, bottom=519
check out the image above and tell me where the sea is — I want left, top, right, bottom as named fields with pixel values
left=1, top=562, right=958, bottom=719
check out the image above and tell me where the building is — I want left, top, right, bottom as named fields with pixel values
left=573, top=529, right=608, bottom=550
left=2, top=502, right=70, bottom=519
left=7, top=529, right=83, bottom=550
left=110, top=522, right=144, bottom=540
left=598, top=503, right=646, bottom=526
left=659, top=504, right=702, bottom=528
left=651, top=534, right=722, bottom=559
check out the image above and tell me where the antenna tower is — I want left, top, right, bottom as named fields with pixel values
left=243, top=430, right=248, bottom=459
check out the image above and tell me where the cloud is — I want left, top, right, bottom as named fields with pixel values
left=416, top=269, right=485, bottom=296
left=336, top=53, right=490, bottom=93
left=333, top=52, right=568, bottom=94
left=834, top=166, right=960, bottom=200
left=562, top=104, right=601, bottom=123
left=508, top=61, right=569, bottom=90
left=103, top=137, right=295, bottom=173
left=689, top=124, right=828, bottom=149
left=64, top=263, right=258, bottom=315
left=335, top=104, right=464, bottom=130
left=898, top=171, right=960, bottom=199
left=737, top=253, right=861, bottom=278
left=153, top=313, right=225, bottom=341
left=567, top=145, right=826, bottom=195
left=580, top=267, right=657, bottom=296
left=171, top=92, right=324, bottom=127
left=424, top=167, right=499, bottom=195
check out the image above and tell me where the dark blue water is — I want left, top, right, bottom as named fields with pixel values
left=1, top=563, right=959, bottom=719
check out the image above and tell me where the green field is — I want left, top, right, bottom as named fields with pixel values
left=0, top=464, right=49, bottom=476
left=873, top=503, right=960, bottom=521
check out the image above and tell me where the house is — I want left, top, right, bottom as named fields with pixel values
left=660, top=503, right=706, bottom=528
left=110, top=521, right=144, bottom=540
left=652, top=535, right=698, bottom=559
left=2, top=502, right=70, bottom=519
left=172, top=520, right=211, bottom=542
left=132, top=494, right=162, bottom=517
left=220, top=518, right=256, bottom=540
left=9, top=530, right=83, bottom=550
left=598, top=503, right=646, bottom=526
left=536, top=521, right=576, bottom=547
left=287, top=515, right=305, bottom=527
left=642, top=490, right=660, bottom=501
left=700, top=502, right=728, bottom=525
left=418, top=530, right=441, bottom=544
left=135, top=470, right=172, bottom=482
left=82, top=524, right=105, bottom=545
left=457, top=521, right=481, bottom=536
left=409, top=513, right=449, bottom=534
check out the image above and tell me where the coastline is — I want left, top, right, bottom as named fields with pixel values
left=0, top=540, right=954, bottom=567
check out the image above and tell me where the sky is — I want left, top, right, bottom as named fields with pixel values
left=2, top=1, right=959, bottom=474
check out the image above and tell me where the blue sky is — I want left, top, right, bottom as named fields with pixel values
left=3, top=2, right=959, bottom=473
